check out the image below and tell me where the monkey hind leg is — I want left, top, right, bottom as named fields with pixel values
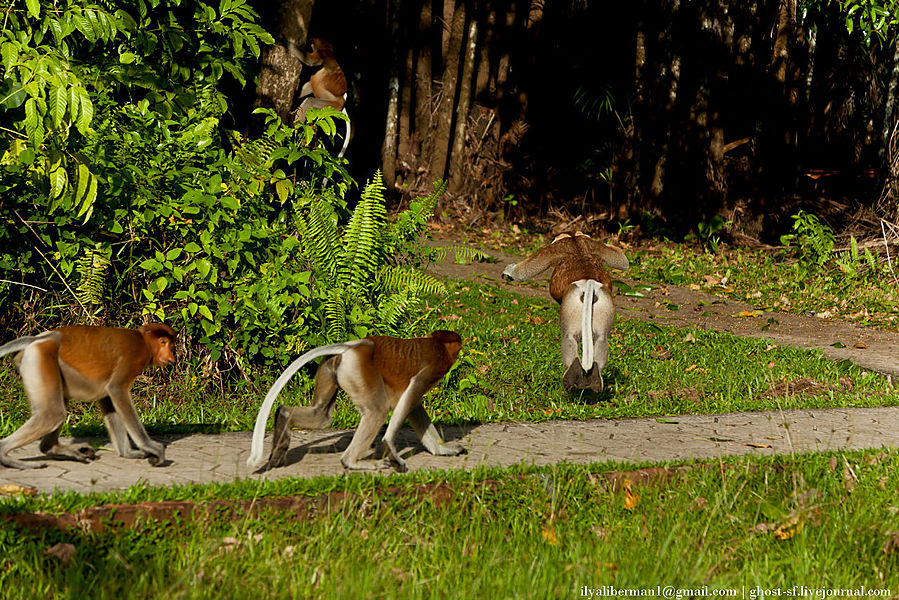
left=39, top=426, right=96, bottom=463
left=562, top=361, right=590, bottom=391
left=407, top=405, right=464, bottom=457
left=1, top=341, right=67, bottom=469
left=340, top=410, right=386, bottom=471
left=266, top=360, right=340, bottom=469
left=266, top=404, right=330, bottom=468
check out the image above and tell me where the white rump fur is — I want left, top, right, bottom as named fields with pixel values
left=247, top=339, right=371, bottom=468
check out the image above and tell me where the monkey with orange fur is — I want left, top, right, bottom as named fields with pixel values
left=0, top=324, right=175, bottom=469
left=248, top=331, right=464, bottom=472
left=503, top=232, right=628, bottom=392
left=287, top=37, right=351, bottom=160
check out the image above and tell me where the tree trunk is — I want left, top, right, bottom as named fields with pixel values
left=252, top=0, right=315, bottom=128
left=881, top=41, right=899, bottom=164
left=382, top=0, right=403, bottom=187
left=428, top=0, right=467, bottom=180
left=413, top=0, right=434, bottom=156
left=449, top=20, right=478, bottom=193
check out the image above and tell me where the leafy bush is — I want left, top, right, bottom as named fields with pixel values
left=0, top=0, right=445, bottom=378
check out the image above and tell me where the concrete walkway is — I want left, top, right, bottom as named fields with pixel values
left=1, top=406, right=897, bottom=494
left=2, top=241, right=898, bottom=496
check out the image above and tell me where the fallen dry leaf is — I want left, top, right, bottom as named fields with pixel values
left=541, top=524, right=559, bottom=546
left=684, top=333, right=697, bottom=343
left=745, top=443, right=773, bottom=449
left=773, top=514, right=804, bottom=541
left=0, top=483, right=37, bottom=496
left=735, top=310, right=762, bottom=318
left=853, top=341, right=868, bottom=349
left=884, top=531, right=899, bottom=555
left=45, top=542, right=76, bottom=565
left=622, top=480, right=640, bottom=510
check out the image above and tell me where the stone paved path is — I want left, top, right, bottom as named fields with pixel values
left=1, top=242, right=898, bottom=495
left=1, top=406, right=897, bottom=494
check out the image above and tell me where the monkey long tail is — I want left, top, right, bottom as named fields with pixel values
left=320, top=106, right=351, bottom=188
left=247, top=339, right=371, bottom=469
left=0, top=333, right=52, bottom=359
left=580, top=280, right=596, bottom=371
left=337, top=106, right=351, bottom=159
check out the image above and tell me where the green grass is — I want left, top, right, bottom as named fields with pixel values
left=629, top=243, right=899, bottom=329
left=1, top=450, right=898, bottom=597
left=0, top=280, right=894, bottom=439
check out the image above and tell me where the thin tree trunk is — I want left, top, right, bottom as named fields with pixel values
left=882, top=41, right=899, bottom=163
left=631, top=13, right=646, bottom=205
left=398, top=43, right=414, bottom=168
left=428, top=0, right=467, bottom=180
left=251, top=0, right=315, bottom=129
left=413, top=0, right=434, bottom=156
left=382, top=0, right=403, bottom=187
left=650, top=0, right=681, bottom=200
left=772, top=0, right=796, bottom=85
left=449, top=20, right=478, bottom=193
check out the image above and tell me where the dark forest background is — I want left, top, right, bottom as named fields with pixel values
left=251, top=0, right=899, bottom=241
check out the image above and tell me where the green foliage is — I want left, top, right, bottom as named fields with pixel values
left=0, top=0, right=273, bottom=208
left=835, top=0, right=899, bottom=45
left=0, top=0, right=443, bottom=376
left=782, top=210, right=835, bottom=266
left=295, top=172, right=447, bottom=342
left=686, top=215, right=727, bottom=253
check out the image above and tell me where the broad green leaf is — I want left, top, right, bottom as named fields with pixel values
left=49, top=85, right=67, bottom=128
left=49, top=162, right=67, bottom=200
left=25, top=0, right=39, bottom=19
left=76, top=87, right=93, bottom=132
left=74, top=163, right=89, bottom=203
left=1, top=42, right=17, bottom=72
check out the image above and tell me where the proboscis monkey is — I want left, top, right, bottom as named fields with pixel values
left=0, top=324, right=175, bottom=469
left=502, top=232, right=629, bottom=392
left=248, top=331, right=464, bottom=472
left=288, top=37, right=351, bottom=160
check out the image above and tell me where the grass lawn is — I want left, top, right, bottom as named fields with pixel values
left=0, top=260, right=897, bottom=595
left=1, top=450, right=898, bottom=597
left=0, top=281, right=895, bottom=439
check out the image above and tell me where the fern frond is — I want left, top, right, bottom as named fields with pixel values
left=376, top=289, right=420, bottom=335
left=340, top=171, right=387, bottom=290
left=390, top=179, right=446, bottom=242
left=377, top=266, right=445, bottom=295
left=75, top=247, right=110, bottom=306
left=297, top=199, right=340, bottom=283
left=324, top=289, right=347, bottom=342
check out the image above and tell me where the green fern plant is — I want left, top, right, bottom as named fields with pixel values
left=296, top=171, right=447, bottom=341
left=75, top=246, right=110, bottom=307
left=784, top=210, right=835, bottom=267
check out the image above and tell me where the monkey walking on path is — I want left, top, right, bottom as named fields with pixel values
left=503, top=231, right=629, bottom=392
left=248, top=331, right=465, bottom=472
left=0, top=324, right=175, bottom=469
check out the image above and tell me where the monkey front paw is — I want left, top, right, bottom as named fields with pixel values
left=147, top=452, right=166, bottom=467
